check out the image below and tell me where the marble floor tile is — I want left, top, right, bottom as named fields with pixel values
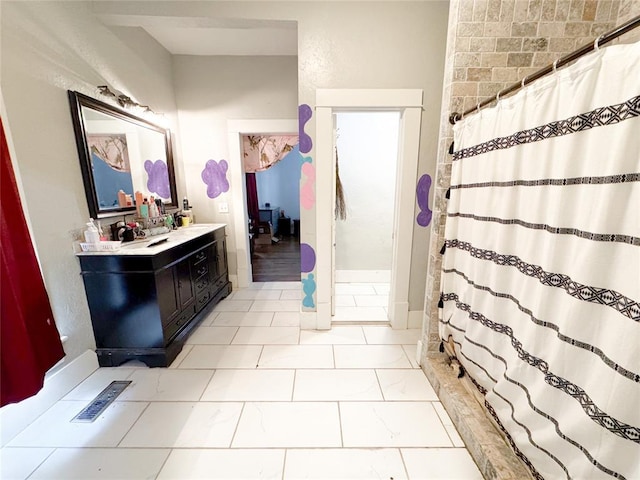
left=250, top=300, right=300, bottom=312
left=157, top=449, right=285, bottom=480
left=184, top=326, right=238, bottom=345
left=334, top=284, right=377, bottom=295
left=258, top=345, right=334, bottom=368
left=402, top=344, right=421, bottom=368
left=232, top=402, right=341, bottom=447
left=29, top=448, right=170, bottom=479
left=211, top=311, right=274, bottom=327
left=116, top=369, right=214, bottom=402
left=229, top=289, right=283, bottom=300
left=299, top=326, right=365, bottom=344
left=62, top=368, right=136, bottom=401
left=293, top=369, right=383, bottom=401
left=340, top=402, right=452, bottom=447
left=373, top=283, right=391, bottom=295
left=271, top=311, right=300, bottom=326
left=401, top=448, right=483, bottom=479
left=0, top=447, right=53, bottom=480
left=201, top=369, right=295, bottom=401
left=7, top=401, right=147, bottom=448
left=120, top=402, right=243, bottom=448
left=376, top=369, right=439, bottom=401
left=212, top=300, right=253, bottom=312
left=261, top=281, right=300, bottom=290
left=334, top=345, right=412, bottom=368
left=333, top=306, right=388, bottom=322
left=284, top=448, right=407, bottom=479
left=168, top=344, right=193, bottom=368
left=335, top=295, right=356, bottom=306
left=354, top=294, right=389, bottom=307
left=363, top=326, right=421, bottom=344
left=280, top=289, right=302, bottom=300
left=178, top=345, right=262, bottom=369
left=232, top=326, right=299, bottom=345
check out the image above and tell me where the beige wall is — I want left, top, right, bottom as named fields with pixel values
left=422, top=0, right=640, bottom=354
left=172, top=55, right=299, bottom=277
left=1, top=1, right=180, bottom=364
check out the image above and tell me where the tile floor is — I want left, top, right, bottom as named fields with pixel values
left=0, top=282, right=483, bottom=479
left=333, top=282, right=390, bottom=322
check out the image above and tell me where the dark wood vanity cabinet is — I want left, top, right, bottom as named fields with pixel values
left=78, top=227, right=231, bottom=367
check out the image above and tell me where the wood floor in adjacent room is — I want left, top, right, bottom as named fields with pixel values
left=251, top=235, right=301, bottom=282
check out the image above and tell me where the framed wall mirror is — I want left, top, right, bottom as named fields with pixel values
left=68, top=90, right=178, bottom=219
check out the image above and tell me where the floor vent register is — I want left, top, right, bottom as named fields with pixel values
left=71, top=381, right=132, bottom=423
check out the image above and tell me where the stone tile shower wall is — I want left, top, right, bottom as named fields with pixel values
left=422, top=0, right=640, bottom=357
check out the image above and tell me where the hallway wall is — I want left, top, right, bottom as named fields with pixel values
left=172, top=55, right=299, bottom=276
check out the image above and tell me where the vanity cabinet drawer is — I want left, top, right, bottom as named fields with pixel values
left=194, top=273, right=210, bottom=295
left=190, top=249, right=208, bottom=267
left=196, top=289, right=212, bottom=313
left=164, top=304, right=196, bottom=342
left=211, top=275, right=228, bottom=296
left=192, top=262, right=209, bottom=279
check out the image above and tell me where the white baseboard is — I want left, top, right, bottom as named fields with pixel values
left=335, top=270, right=391, bottom=283
left=408, top=310, right=423, bottom=329
left=0, top=350, right=98, bottom=446
left=300, top=311, right=317, bottom=330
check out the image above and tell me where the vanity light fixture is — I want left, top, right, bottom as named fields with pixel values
left=96, top=85, right=159, bottom=117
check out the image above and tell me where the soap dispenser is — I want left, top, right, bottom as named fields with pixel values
left=84, top=219, right=100, bottom=243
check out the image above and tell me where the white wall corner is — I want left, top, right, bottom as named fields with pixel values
left=408, top=310, right=423, bottom=329
left=390, top=301, right=409, bottom=329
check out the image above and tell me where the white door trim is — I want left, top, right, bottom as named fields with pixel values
left=227, top=119, right=298, bottom=288
left=315, top=89, right=423, bottom=330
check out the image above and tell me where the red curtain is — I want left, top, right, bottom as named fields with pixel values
left=1, top=118, right=65, bottom=407
left=245, top=173, right=260, bottom=227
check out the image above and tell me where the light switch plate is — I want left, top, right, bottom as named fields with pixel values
left=218, top=202, right=229, bottom=213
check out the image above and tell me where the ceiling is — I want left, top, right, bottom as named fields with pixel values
left=97, top=14, right=298, bottom=56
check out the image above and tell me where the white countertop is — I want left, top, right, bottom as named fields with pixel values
left=76, top=223, right=227, bottom=256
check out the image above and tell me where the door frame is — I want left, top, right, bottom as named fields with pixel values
left=315, top=89, right=423, bottom=330
left=227, top=119, right=299, bottom=288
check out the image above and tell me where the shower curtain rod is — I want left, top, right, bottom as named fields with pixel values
left=449, top=14, right=640, bottom=125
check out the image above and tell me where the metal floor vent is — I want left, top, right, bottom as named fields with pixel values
left=72, top=381, right=132, bottom=423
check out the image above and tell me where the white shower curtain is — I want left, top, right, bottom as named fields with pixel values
left=442, top=41, right=639, bottom=480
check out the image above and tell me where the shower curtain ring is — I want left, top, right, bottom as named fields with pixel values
left=594, top=34, right=603, bottom=50
left=552, top=59, right=559, bottom=73
left=521, top=75, right=529, bottom=88
left=477, top=103, right=481, bottom=113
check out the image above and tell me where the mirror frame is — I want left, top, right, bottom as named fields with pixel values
left=68, top=90, right=178, bottom=219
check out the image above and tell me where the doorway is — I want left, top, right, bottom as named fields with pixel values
left=227, top=119, right=299, bottom=288
left=243, top=136, right=301, bottom=282
left=315, top=89, right=423, bottom=330
left=333, top=111, right=400, bottom=324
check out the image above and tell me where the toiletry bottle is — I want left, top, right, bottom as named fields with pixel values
left=140, top=198, right=149, bottom=218
left=84, top=219, right=100, bottom=243
left=183, top=197, right=189, bottom=210
left=149, top=196, right=158, bottom=217
left=135, top=191, right=144, bottom=217
left=97, top=220, right=106, bottom=241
